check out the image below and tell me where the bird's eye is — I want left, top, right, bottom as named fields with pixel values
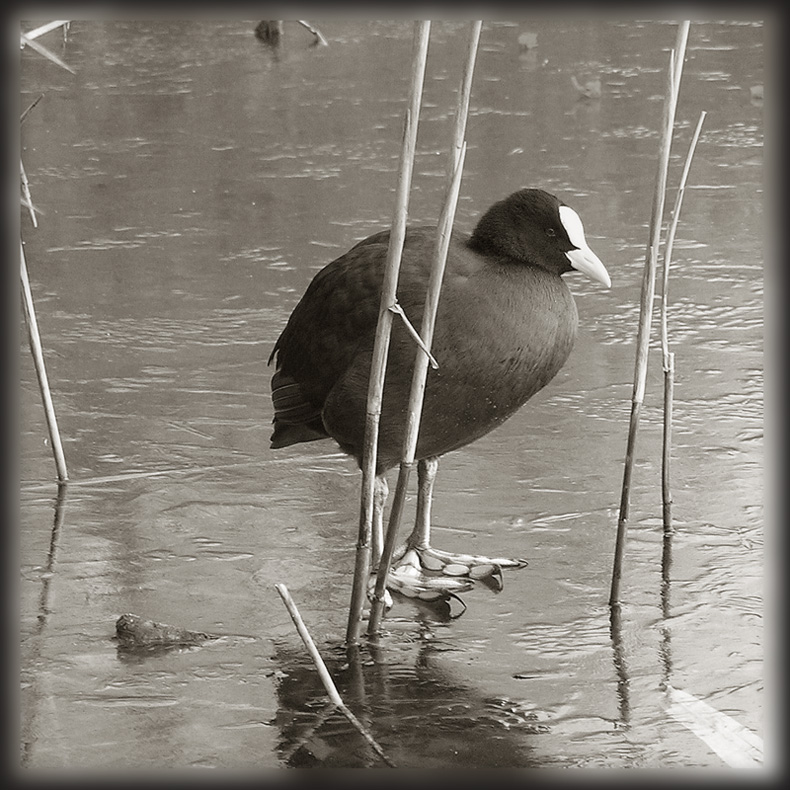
left=546, top=227, right=557, bottom=238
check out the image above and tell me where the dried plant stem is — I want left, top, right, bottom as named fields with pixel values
left=275, top=584, right=396, bottom=767
left=368, top=144, right=467, bottom=634
left=297, top=20, right=328, bottom=46
left=21, top=93, right=44, bottom=125
left=661, top=351, right=675, bottom=531
left=610, top=22, right=689, bottom=607
left=387, top=302, right=439, bottom=368
left=345, top=21, right=431, bottom=646
left=660, top=110, right=707, bottom=534
left=23, top=20, right=70, bottom=40
left=20, top=241, right=68, bottom=482
left=20, top=159, right=38, bottom=227
left=367, top=21, right=481, bottom=635
left=20, top=32, right=75, bottom=74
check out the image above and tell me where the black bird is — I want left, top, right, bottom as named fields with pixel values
left=269, top=188, right=610, bottom=599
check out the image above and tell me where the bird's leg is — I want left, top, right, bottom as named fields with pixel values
left=383, top=457, right=472, bottom=601
left=408, top=454, right=438, bottom=551
left=367, top=472, right=394, bottom=610
left=371, top=473, right=388, bottom=564
left=389, top=456, right=528, bottom=596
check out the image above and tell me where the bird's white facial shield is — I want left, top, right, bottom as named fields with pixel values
left=559, top=205, right=611, bottom=288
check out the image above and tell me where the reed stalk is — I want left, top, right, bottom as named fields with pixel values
left=23, top=20, right=70, bottom=40
left=345, top=21, right=431, bottom=646
left=660, top=110, right=707, bottom=534
left=20, top=240, right=68, bottom=482
left=20, top=32, right=75, bottom=74
left=20, top=159, right=38, bottom=227
left=367, top=143, right=468, bottom=634
left=275, top=584, right=395, bottom=767
left=297, top=20, right=328, bottom=46
left=21, top=94, right=44, bottom=125
left=609, top=22, right=689, bottom=607
left=367, top=21, right=481, bottom=635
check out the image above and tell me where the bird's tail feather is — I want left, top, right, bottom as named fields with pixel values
left=270, top=369, right=328, bottom=448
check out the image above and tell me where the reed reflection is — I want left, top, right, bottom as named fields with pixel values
left=271, top=612, right=543, bottom=768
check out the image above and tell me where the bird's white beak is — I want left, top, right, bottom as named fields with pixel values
left=565, top=245, right=611, bottom=288
left=559, top=205, right=611, bottom=288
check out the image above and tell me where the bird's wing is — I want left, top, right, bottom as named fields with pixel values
left=269, top=240, right=389, bottom=406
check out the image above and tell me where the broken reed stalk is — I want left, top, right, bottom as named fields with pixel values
left=345, top=21, right=431, bottom=646
left=367, top=20, right=483, bottom=636
left=275, top=584, right=396, bottom=767
left=23, top=20, right=70, bottom=40
left=609, top=21, right=689, bottom=607
left=660, top=110, right=707, bottom=534
left=20, top=241, right=68, bottom=482
left=297, top=20, right=328, bottom=46
left=20, top=32, right=75, bottom=75
left=20, top=159, right=38, bottom=227
left=21, top=94, right=44, bottom=125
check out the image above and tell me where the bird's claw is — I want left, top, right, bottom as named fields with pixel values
left=394, top=544, right=527, bottom=580
left=366, top=556, right=469, bottom=605
left=368, top=546, right=528, bottom=606
left=387, top=550, right=475, bottom=601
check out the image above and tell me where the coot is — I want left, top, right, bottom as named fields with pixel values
left=269, top=188, right=610, bottom=597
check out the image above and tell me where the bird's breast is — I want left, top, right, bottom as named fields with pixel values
left=406, top=265, right=578, bottom=459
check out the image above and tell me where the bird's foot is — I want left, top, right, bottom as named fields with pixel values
left=385, top=548, right=475, bottom=602
left=385, top=545, right=528, bottom=600
left=399, top=544, right=527, bottom=578
left=366, top=552, right=468, bottom=609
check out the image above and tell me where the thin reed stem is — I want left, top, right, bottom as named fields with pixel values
left=660, top=111, right=706, bottom=363
left=20, top=241, right=68, bottom=482
left=660, top=110, right=706, bottom=534
left=367, top=21, right=481, bottom=635
left=610, top=22, right=690, bottom=607
left=21, top=93, right=44, bottom=125
left=275, top=584, right=395, bottom=767
left=346, top=21, right=431, bottom=646
left=367, top=143, right=467, bottom=633
left=662, top=352, right=675, bottom=531
left=20, top=159, right=38, bottom=227
left=23, top=20, right=70, bottom=40
left=297, top=20, right=328, bottom=45
left=366, top=143, right=467, bottom=633
left=20, top=32, right=75, bottom=74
